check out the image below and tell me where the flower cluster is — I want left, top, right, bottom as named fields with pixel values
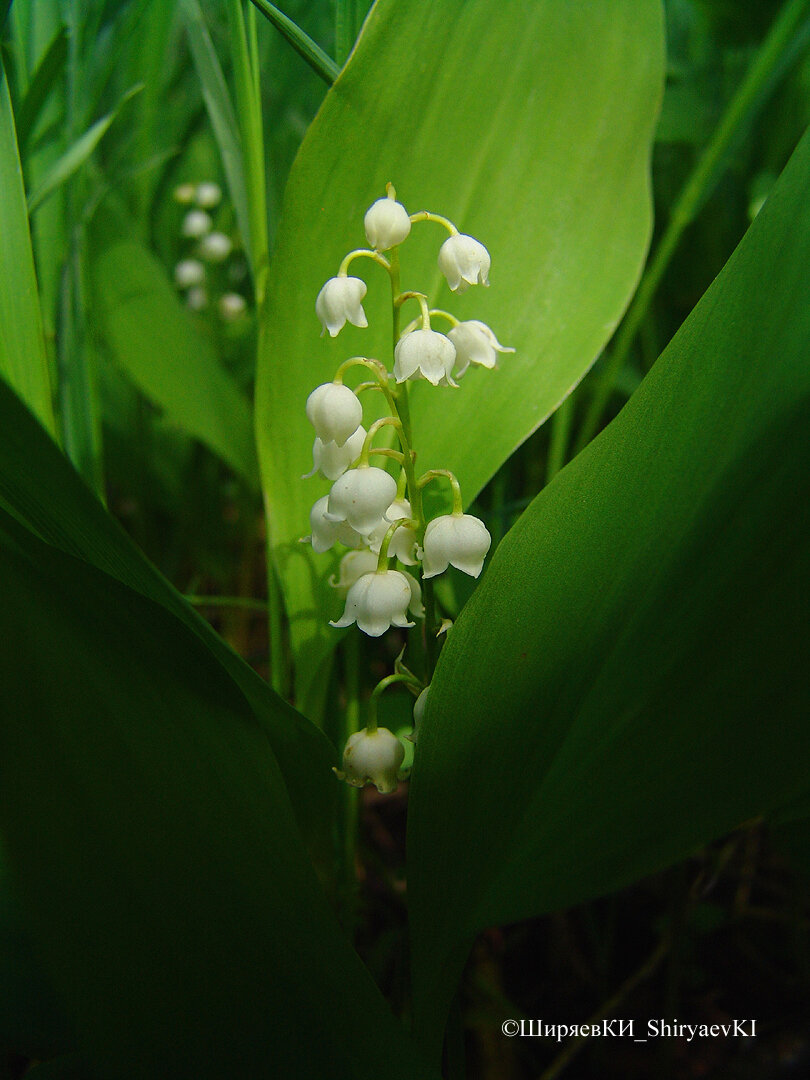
left=302, top=185, right=512, bottom=793
left=172, top=180, right=247, bottom=322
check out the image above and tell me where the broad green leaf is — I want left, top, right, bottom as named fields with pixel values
left=0, top=511, right=436, bottom=1080
left=255, top=0, right=664, bottom=709
left=0, top=55, right=55, bottom=435
left=0, top=377, right=335, bottom=866
left=407, top=129, right=810, bottom=1060
left=88, top=213, right=258, bottom=487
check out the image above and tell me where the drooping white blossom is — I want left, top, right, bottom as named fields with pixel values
left=304, top=426, right=366, bottom=481
left=174, top=259, right=205, bottom=288
left=438, top=233, right=491, bottom=293
left=182, top=209, right=212, bottom=238
left=420, top=513, right=492, bottom=579
left=306, top=382, right=363, bottom=447
left=198, top=231, right=232, bottom=262
left=218, top=293, right=247, bottom=321
left=330, top=569, right=414, bottom=636
left=448, top=320, right=514, bottom=378
left=325, top=466, right=397, bottom=535
left=364, top=196, right=411, bottom=250
left=334, top=726, right=405, bottom=793
left=367, top=498, right=418, bottom=564
left=394, top=328, right=457, bottom=387
left=195, top=181, right=222, bottom=208
left=329, top=549, right=379, bottom=590
left=307, top=495, right=365, bottom=553
left=315, top=276, right=368, bottom=337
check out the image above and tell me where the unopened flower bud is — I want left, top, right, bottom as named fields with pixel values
left=304, top=426, right=366, bottom=481
left=198, top=231, right=232, bottom=262
left=394, top=328, right=457, bottom=387
left=182, top=209, right=212, bottom=238
left=174, top=259, right=205, bottom=288
left=367, top=498, right=418, bottom=564
left=306, top=383, right=363, bottom=447
left=325, top=466, right=397, bottom=535
left=448, top=320, right=514, bottom=377
left=334, top=726, right=405, bottom=793
left=316, top=276, right=368, bottom=337
left=218, top=293, right=247, bottom=321
left=364, top=196, right=411, bottom=250
left=438, top=233, right=490, bottom=293
left=196, top=181, right=222, bottom=208
left=330, top=569, right=414, bottom=636
left=307, top=495, right=364, bottom=553
left=421, top=513, right=491, bottom=579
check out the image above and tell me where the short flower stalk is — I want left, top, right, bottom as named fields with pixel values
left=302, top=184, right=512, bottom=792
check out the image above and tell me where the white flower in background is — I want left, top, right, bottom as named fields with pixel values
left=173, top=258, right=205, bottom=288
left=325, top=466, right=397, bottom=535
left=367, top=498, right=418, bottom=564
left=304, top=426, right=366, bottom=481
left=448, top=320, right=514, bottom=378
left=394, top=328, right=457, bottom=387
left=364, top=196, right=411, bottom=250
left=330, top=549, right=379, bottom=590
left=218, top=293, right=247, bottom=321
left=173, top=182, right=196, bottom=204
left=420, top=513, right=491, bottom=579
left=330, top=569, right=414, bottom=636
left=186, top=286, right=208, bottom=311
left=438, top=233, right=491, bottom=293
left=182, top=209, right=212, bottom=238
left=334, top=726, right=405, bottom=793
left=198, top=231, right=233, bottom=262
left=196, top=181, right=222, bottom=208
left=307, top=495, right=364, bottom=553
left=316, top=276, right=368, bottom=337
left=409, top=685, right=429, bottom=743
left=306, top=382, right=363, bottom=447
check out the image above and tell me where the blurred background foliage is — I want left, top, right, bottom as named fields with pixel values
left=1, top=0, right=809, bottom=1077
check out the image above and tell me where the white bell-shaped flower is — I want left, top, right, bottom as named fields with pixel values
left=182, top=209, right=212, bottom=238
left=198, top=231, right=232, bottom=262
left=307, top=495, right=364, bottom=553
left=329, top=549, right=379, bottom=589
left=304, top=426, right=366, bottom=481
left=364, top=197, right=411, bottom=250
left=330, top=569, right=414, bottom=636
left=394, top=328, right=457, bottom=387
left=367, top=498, right=418, bottom=564
left=448, top=320, right=515, bottom=378
left=325, top=466, right=397, bottom=535
left=315, top=276, right=368, bottom=337
left=335, top=726, right=405, bottom=794
left=218, top=293, right=247, bottom=321
left=421, top=513, right=491, bottom=579
left=174, top=259, right=205, bottom=288
left=186, top=286, right=208, bottom=311
left=438, top=233, right=491, bottom=293
left=306, top=382, right=363, bottom=447
left=195, top=181, right=222, bottom=208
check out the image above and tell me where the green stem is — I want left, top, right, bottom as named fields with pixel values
left=186, top=593, right=269, bottom=612
left=573, top=0, right=810, bottom=455
left=339, top=632, right=360, bottom=935
left=545, top=395, right=574, bottom=483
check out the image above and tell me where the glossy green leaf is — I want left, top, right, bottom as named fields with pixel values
left=407, top=129, right=810, bottom=1060
left=255, top=0, right=664, bottom=708
left=88, top=214, right=258, bottom=487
left=0, top=55, right=55, bottom=435
left=0, top=377, right=335, bottom=867
left=0, top=511, right=436, bottom=1079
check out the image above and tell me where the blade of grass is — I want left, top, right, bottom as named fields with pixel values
left=0, top=55, right=55, bottom=436
left=574, top=0, right=810, bottom=454
left=14, top=27, right=67, bottom=148
left=247, top=0, right=339, bottom=84
left=26, top=83, right=142, bottom=213
left=180, top=0, right=252, bottom=274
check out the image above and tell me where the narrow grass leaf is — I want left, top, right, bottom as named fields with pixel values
left=248, top=0, right=339, bottom=84
left=14, top=26, right=67, bottom=148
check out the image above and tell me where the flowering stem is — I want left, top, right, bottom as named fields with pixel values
left=395, top=290, right=431, bottom=329
left=367, top=672, right=423, bottom=733
left=417, top=468, right=464, bottom=515
left=408, top=209, right=458, bottom=236
left=428, top=308, right=460, bottom=328
left=358, top=415, right=405, bottom=466
left=338, top=248, right=391, bottom=277
left=375, top=519, right=415, bottom=571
